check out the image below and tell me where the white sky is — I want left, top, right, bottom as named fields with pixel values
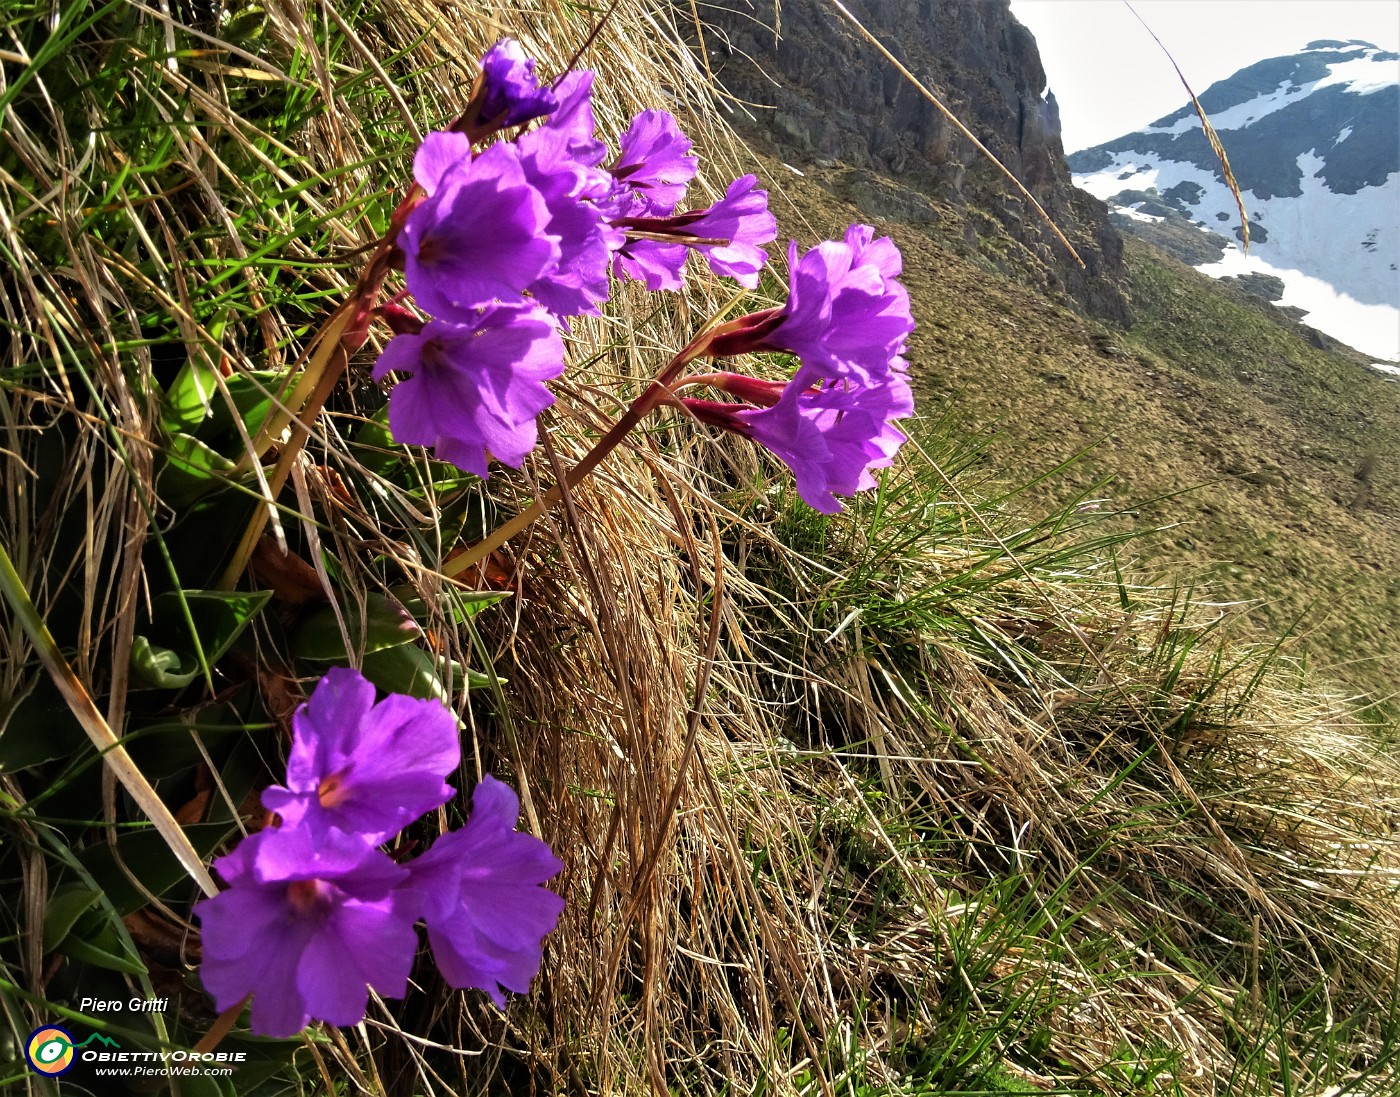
left=1009, top=0, right=1400, bottom=151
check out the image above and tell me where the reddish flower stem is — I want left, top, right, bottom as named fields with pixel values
left=441, top=358, right=690, bottom=580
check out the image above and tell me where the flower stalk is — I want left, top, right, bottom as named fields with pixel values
left=441, top=349, right=695, bottom=580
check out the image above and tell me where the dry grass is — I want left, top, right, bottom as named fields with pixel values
left=1, top=2, right=1398, bottom=1095
left=467, top=421, right=1400, bottom=1092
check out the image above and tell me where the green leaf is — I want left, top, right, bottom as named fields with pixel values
left=130, top=589, right=272, bottom=690
left=206, top=724, right=278, bottom=827
left=130, top=634, right=198, bottom=689
left=42, top=882, right=101, bottom=952
left=60, top=933, right=148, bottom=975
left=174, top=1073, right=239, bottom=1097
left=79, top=822, right=231, bottom=915
left=161, top=358, right=220, bottom=435
left=294, top=593, right=421, bottom=661
left=0, top=676, right=88, bottom=770
left=123, top=708, right=246, bottom=779
left=158, top=431, right=237, bottom=506
left=350, top=414, right=401, bottom=478
left=464, top=667, right=503, bottom=690
left=393, top=585, right=510, bottom=626
left=455, top=591, right=510, bottom=614
left=60, top=907, right=148, bottom=974
left=209, top=369, right=280, bottom=440
left=359, top=643, right=502, bottom=705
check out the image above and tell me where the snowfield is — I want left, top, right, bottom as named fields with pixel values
left=1073, top=43, right=1399, bottom=363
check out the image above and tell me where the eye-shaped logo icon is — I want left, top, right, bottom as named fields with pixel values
left=25, top=1026, right=76, bottom=1076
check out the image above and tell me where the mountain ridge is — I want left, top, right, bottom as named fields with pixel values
left=1069, top=40, right=1399, bottom=360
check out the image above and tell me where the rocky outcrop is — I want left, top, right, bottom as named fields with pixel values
left=694, top=0, right=1130, bottom=321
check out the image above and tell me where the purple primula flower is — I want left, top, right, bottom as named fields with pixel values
left=195, top=827, right=418, bottom=1037
left=412, top=130, right=472, bottom=196
left=261, top=667, right=460, bottom=846
left=685, top=175, right=778, bottom=286
left=373, top=306, right=565, bottom=478
left=401, top=141, right=560, bottom=320
left=539, top=71, right=608, bottom=168
left=402, top=776, right=565, bottom=1007
left=516, top=125, right=620, bottom=318
left=611, top=175, right=777, bottom=290
left=477, top=39, right=558, bottom=127
left=608, top=109, right=698, bottom=215
left=611, top=238, right=689, bottom=292
left=685, top=369, right=913, bottom=513
left=786, top=224, right=914, bottom=386
left=701, top=224, right=914, bottom=385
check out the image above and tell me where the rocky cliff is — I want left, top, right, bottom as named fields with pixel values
left=694, top=0, right=1129, bottom=320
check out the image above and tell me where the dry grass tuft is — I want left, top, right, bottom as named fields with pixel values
left=482, top=428, right=1400, bottom=1092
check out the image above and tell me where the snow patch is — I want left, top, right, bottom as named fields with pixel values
left=1198, top=247, right=1400, bottom=362
left=1335, top=125, right=1354, bottom=144
left=1300, top=42, right=1369, bottom=56
left=1112, top=203, right=1164, bottom=223
left=1147, top=80, right=1297, bottom=135
left=1075, top=150, right=1399, bottom=307
left=1314, top=54, right=1399, bottom=96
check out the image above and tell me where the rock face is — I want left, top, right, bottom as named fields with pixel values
left=695, top=0, right=1129, bottom=321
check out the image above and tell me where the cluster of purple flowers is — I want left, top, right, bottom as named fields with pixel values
left=678, top=225, right=915, bottom=513
left=194, top=668, right=564, bottom=1037
left=372, top=40, right=915, bottom=513
left=374, top=39, right=778, bottom=480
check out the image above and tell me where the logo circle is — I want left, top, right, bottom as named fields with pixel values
left=25, top=1026, right=76, bottom=1076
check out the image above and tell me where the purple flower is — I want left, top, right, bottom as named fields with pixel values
left=516, top=125, right=620, bottom=318
left=686, top=369, right=913, bottom=513
left=411, top=131, right=473, bottom=197
left=539, top=71, right=608, bottom=169
left=685, top=175, right=778, bottom=286
left=608, top=109, right=697, bottom=214
left=400, top=141, right=560, bottom=320
left=477, top=39, right=558, bottom=127
left=373, top=305, right=565, bottom=478
left=195, top=827, right=418, bottom=1037
left=402, top=776, right=565, bottom=1007
left=260, top=667, right=460, bottom=846
left=786, top=224, right=913, bottom=385
left=611, top=175, right=777, bottom=290
left=702, top=224, right=914, bottom=385
left=611, top=239, right=689, bottom=292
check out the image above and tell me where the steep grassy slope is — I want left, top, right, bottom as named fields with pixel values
left=762, top=158, right=1400, bottom=701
